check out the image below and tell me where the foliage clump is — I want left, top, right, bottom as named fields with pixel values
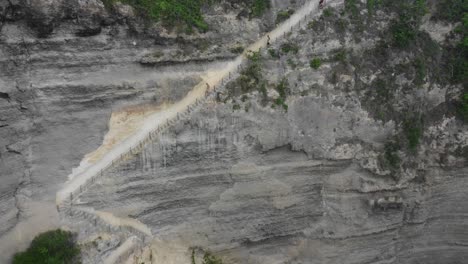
left=433, top=0, right=468, bottom=22
left=459, top=92, right=468, bottom=122
left=276, top=9, right=294, bottom=24
left=310, top=58, right=322, bottom=69
left=404, top=118, right=423, bottom=152
left=103, top=0, right=271, bottom=33
left=274, top=78, right=289, bottom=111
left=268, top=48, right=280, bottom=59
left=413, top=57, right=426, bottom=86
left=280, top=43, right=299, bottom=54
left=104, top=0, right=211, bottom=32
left=390, top=0, right=427, bottom=48
left=383, top=141, right=401, bottom=168
left=230, top=46, right=245, bottom=54
left=13, top=229, right=80, bottom=264
left=250, top=0, right=271, bottom=17
left=192, top=250, right=223, bottom=264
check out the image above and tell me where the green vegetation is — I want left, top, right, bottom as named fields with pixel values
left=345, top=0, right=360, bottom=19
left=250, top=0, right=271, bottom=17
left=268, top=48, right=280, bottom=59
left=336, top=18, right=348, bottom=33
left=230, top=46, right=245, bottom=54
left=404, top=119, right=422, bottom=151
left=276, top=9, right=294, bottom=24
left=281, top=42, right=299, bottom=54
left=413, top=57, right=426, bottom=86
left=103, top=0, right=270, bottom=32
left=433, top=0, right=468, bottom=22
left=384, top=141, right=401, bottom=168
left=374, top=78, right=391, bottom=101
left=192, top=250, right=223, bottom=264
left=310, top=58, right=322, bottom=69
left=307, top=20, right=317, bottom=30
left=366, top=0, right=382, bottom=17
left=333, top=48, right=347, bottom=63
left=390, top=0, right=427, bottom=48
left=274, top=78, right=289, bottom=111
left=433, top=1, right=468, bottom=121
left=228, top=51, right=266, bottom=98
left=459, top=92, right=468, bottom=122
left=449, top=12, right=468, bottom=83
left=201, top=252, right=223, bottom=264
left=391, top=20, right=416, bottom=48
left=103, top=0, right=211, bottom=32
left=323, top=7, right=334, bottom=17
left=287, top=58, right=297, bottom=69
left=13, top=230, right=80, bottom=264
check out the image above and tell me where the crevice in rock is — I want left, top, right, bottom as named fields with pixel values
left=6, top=144, right=21, bottom=154
left=0, top=92, right=10, bottom=101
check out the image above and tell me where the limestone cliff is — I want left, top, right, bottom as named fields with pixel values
left=1, top=0, right=467, bottom=263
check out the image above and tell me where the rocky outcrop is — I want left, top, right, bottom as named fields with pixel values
left=0, top=0, right=288, bottom=261
left=1, top=0, right=467, bottom=263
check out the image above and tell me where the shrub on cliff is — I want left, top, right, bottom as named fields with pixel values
left=13, top=229, right=80, bottom=264
left=104, top=0, right=210, bottom=32
left=310, top=58, right=322, bottom=69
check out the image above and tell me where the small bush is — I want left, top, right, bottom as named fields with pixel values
left=323, top=8, right=334, bottom=17
left=104, top=0, right=211, bottom=32
left=268, top=48, right=280, bottom=58
left=333, top=48, right=347, bottom=63
left=458, top=92, right=468, bottom=122
left=281, top=43, right=299, bottom=54
left=276, top=78, right=289, bottom=99
left=250, top=0, right=271, bottom=17
left=287, top=58, right=297, bottom=69
left=230, top=46, right=245, bottom=54
left=307, top=20, right=317, bottom=30
left=413, top=58, right=426, bottom=85
left=449, top=13, right=468, bottom=83
left=384, top=141, right=401, bottom=168
left=274, top=98, right=288, bottom=111
left=391, top=20, right=416, bottom=48
left=13, top=229, right=80, bottom=264
left=404, top=119, right=422, bottom=151
left=367, top=0, right=377, bottom=16
left=345, top=0, right=360, bottom=19
left=433, top=0, right=468, bottom=22
left=228, top=51, right=265, bottom=97
left=274, top=78, right=289, bottom=111
left=276, top=9, right=294, bottom=24
left=310, top=58, right=322, bottom=69
left=374, top=78, right=391, bottom=100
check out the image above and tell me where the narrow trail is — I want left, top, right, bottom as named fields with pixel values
left=55, top=0, right=342, bottom=261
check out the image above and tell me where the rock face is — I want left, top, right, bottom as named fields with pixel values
left=0, top=0, right=284, bottom=260
left=1, top=0, right=468, bottom=263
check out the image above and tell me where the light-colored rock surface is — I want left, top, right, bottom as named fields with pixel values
left=0, top=0, right=285, bottom=260
left=1, top=0, right=468, bottom=263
